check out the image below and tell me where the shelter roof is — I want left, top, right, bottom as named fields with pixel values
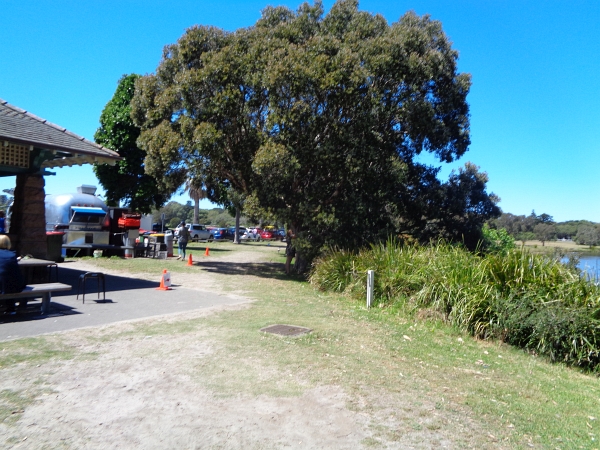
left=0, top=98, right=120, bottom=169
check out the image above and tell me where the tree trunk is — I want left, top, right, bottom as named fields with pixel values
left=288, top=226, right=309, bottom=275
left=193, top=198, right=199, bottom=224
left=233, top=207, right=241, bottom=244
left=294, top=252, right=309, bottom=275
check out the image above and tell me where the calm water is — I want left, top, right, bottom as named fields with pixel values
left=564, top=254, right=600, bottom=282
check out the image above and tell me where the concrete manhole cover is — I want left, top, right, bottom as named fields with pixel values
left=260, top=324, right=312, bottom=337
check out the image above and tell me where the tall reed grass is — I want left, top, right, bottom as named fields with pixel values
left=310, top=240, right=600, bottom=372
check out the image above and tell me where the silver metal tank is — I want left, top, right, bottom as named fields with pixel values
left=45, top=186, right=110, bottom=245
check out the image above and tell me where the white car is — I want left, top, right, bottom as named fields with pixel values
left=240, top=230, right=261, bottom=241
left=185, top=224, right=213, bottom=242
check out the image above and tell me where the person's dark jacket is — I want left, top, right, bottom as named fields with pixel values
left=0, top=249, right=25, bottom=294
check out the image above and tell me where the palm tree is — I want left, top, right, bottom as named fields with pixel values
left=185, top=178, right=206, bottom=225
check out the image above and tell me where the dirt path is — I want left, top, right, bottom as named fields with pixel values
left=1, top=250, right=496, bottom=449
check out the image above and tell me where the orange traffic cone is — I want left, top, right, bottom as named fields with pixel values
left=205, top=246, right=210, bottom=256
left=187, top=254, right=193, bottom=266
left=156, top=269, right=172, bottom=291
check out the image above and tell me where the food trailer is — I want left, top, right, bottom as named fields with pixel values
left=45, top=185, right=141, bottom=257
left=45, top=185, right=110, bottom=246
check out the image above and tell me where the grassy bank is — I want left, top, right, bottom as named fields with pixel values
left=2, top=244, right=600, bottom=448
left=310, top=241, right=600, bottom=372
left=521, top=239, right=599, bottom=255
left=190, top=271, right=600, bottom=448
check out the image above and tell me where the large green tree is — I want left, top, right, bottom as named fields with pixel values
left=131, top=26, right=263, bottom=237
left=534, top=222, right=556, bottom=246
left=423, top=162, right=500, bottom=249
left=575, top=224, right=600, bottom=247
left=94, top=74, right=183, bottom=213
left=132, top=0, right=499, bottom=272
left=250, top=1, right=493, bottom=268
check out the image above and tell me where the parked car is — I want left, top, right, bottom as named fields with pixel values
left=228, top=227, right=247, bottom=239
left=186, top=224, right=213, bottom=242
left=260, top=226, right=283, bottom=241
left=260, top=229, right=275, bottom=241
left=241, top=228, right=262, bottom=241
left=212, top=227, right=232, bottom=240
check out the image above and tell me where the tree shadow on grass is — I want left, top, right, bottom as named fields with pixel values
left=193, top=260, right=306, bottom=283
left=186, top=244, right=231, bottom=255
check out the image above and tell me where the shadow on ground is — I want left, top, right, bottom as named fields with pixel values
left=192, top=260, right=304, bottom=282
left=1, top=266, right=160, bottom=324
left=186, top=244, right=232, bottom=255
left=0, top=301, right=83, bottom=323
left=54, top=266, right=160, bottom=296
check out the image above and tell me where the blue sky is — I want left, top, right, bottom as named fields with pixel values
left=1, top=0, right=598, bottom=222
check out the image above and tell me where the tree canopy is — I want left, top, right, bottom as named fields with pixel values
left=575, top=224, right=600, bottom=247
left=94, top=74, right=183, bottom=213
left=132, top=0, right=500, bottom=271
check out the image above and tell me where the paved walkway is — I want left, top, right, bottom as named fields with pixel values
left=0, top=264, right=249, bottom=341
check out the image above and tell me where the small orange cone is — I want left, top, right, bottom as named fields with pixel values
left=205, top=246, right=210, bottom=256
left=156, top=269, right=172, bottom=291
left=187, top=254, right=193, bottom=266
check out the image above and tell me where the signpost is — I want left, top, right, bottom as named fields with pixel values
left=367, top=270, right=374, bottom=309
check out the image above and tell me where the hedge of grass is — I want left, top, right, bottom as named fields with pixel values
left=309, top=240, right=600, bottom=372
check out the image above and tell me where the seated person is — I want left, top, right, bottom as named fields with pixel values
left=0, top=235, right=25, bottom=294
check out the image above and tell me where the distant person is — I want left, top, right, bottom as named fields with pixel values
left=0, top=210, right=5, bottom=233
left=285, top=230, right=296, bottom=275
left=0, top=235, right=25, bottom=294
left=176, top=221, right=191, bottom=260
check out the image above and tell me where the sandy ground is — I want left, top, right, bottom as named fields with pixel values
left=1, top=250, right=495, bottom=449
left=1, top=316, right=368, bottom=449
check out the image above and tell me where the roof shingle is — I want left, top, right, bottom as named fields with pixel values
left=0, top=98, right=120, bottom=168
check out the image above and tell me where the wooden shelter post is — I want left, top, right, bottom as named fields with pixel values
left=10, top=173, right=47, bottom=258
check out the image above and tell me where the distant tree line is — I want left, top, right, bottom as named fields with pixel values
left=151, top=201, right=241, bottom=229
left=490, top=211, right=600, bottom=247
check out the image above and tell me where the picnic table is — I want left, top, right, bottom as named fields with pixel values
left=18, top=257, right=58, bottom=284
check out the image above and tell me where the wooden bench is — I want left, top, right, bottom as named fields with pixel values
left=0, top=283, right=72, bottom=314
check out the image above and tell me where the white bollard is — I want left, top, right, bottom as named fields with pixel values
left=367, top=270, right=374, bottom=309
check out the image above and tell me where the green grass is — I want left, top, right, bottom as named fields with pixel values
left=0, top=337, right=77, bottom=369
left=71, top=241, right=288, bottom=277
left=0, top=388, right=40, bottom=426
left=2, top=244, right=599, bottom=448
left=190, top=278, right=600, bottom=448
left=311, top=240, right=600, bottom=372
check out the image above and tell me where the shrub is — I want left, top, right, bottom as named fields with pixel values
left=310, top=241, right=600, bottom=372
left=481, top=224, right=515, bottom=254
